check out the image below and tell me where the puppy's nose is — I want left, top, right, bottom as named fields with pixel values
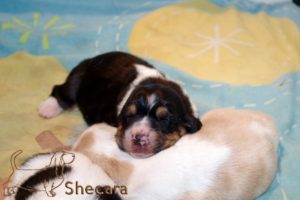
left=132, top=134, right=149, bottom=146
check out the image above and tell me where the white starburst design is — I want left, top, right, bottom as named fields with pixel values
left=179, top=24, right=254, bottom=64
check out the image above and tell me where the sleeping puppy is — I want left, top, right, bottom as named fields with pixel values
left=38, top=51, right=201, bottom=158
left=73, top=108, right=280, bottom=200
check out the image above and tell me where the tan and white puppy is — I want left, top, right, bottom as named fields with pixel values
left=73, top=108, right=279, bottom=200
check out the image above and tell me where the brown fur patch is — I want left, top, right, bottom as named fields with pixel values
left=126, top=104, right=137, bottom=116
left=155, top=106, right=168, bottom=119
left=83, top=151, right=133, bottom=186
left=162, top=127, right=186, bottom=149
left=72, top=132, right=95, bottom=152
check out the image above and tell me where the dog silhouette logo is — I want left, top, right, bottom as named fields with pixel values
left=3, top=150, right=75, bottom=197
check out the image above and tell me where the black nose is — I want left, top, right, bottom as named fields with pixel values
left=132, top=134, right=148, bottom=146
left=133, top=134, right=142, bottom=145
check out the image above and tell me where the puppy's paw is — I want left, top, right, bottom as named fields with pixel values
left=38, top=97, right=62, bottom=119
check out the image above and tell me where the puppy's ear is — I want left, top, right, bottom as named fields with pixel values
left=183, top=115, right=202, bottom=133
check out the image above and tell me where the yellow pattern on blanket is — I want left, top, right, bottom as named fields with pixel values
left=128, top=0, right=300, bottom=85
left=0, top=52, right=84, bottom=177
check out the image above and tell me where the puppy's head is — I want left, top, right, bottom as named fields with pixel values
left=116, top=79, right=202, bottom=158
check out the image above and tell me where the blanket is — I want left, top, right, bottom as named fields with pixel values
left=0, top=0, right=299, bottom=199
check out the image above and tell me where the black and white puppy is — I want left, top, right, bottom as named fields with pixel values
left=38, top=52, right=201, bottom=158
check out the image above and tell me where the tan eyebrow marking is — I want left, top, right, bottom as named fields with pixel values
left=156, top=106, right=168, bottom=119
left=126, top=104, right=137, bottom=116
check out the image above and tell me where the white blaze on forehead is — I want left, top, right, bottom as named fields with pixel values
left=117, top=64, right=163, bottom=115
left=139, top=117, right=151, bottom=126
left=147, top=94, right=157, bottom=109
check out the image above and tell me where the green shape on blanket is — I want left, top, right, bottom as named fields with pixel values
left=2, top=13, right=75, bottom=50
left=0, top=52, right=84, bottom=177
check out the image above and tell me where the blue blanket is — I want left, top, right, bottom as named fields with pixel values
left=0, top=0, right=299, bottom=199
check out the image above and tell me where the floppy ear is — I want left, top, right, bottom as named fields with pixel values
left=184, top=115, right=202, bottom=133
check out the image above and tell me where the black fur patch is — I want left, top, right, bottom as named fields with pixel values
left=51, top=51, right=154, bottom=126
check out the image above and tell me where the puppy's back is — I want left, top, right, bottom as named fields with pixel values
left=197, top=108, right=279, bottom=200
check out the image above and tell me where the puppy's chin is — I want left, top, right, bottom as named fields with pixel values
left=130, top=153, right=153, bottom=159
left=129, top=150, right=154, bottom=159
left=124, top=140, right=156, bottom=159
left=115, top=141, right=155, bottom=158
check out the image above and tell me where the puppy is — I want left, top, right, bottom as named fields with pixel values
left=73, top=108, right=280, bottom=200
left=38, top=51, right=201, bottom=158
left=4, top=151, right=122, bottom=200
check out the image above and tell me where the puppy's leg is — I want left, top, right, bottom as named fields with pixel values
left=38, top=59, right=90, bottom=119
